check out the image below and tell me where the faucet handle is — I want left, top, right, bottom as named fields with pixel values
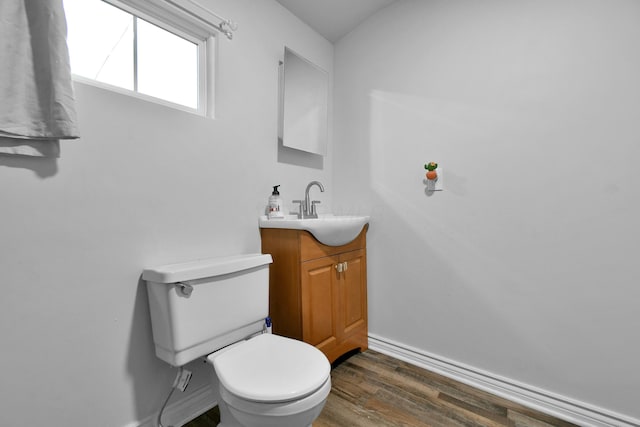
left=292, top=200, right=303, bottom=219
left=311, top=200, right=321, bottom=217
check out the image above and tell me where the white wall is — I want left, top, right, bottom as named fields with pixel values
left=0, top=1, right=331, bottom=426
left=333, top=0, right=640, bottom=422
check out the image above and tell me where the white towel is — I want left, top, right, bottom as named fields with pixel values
left=0, top=0, right=79, bottom=158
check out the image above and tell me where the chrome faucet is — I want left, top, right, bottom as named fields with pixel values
left=298, top=181, right=324, bottom=219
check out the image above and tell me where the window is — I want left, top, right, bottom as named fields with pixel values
left=63, top=0, right=209, bottom=113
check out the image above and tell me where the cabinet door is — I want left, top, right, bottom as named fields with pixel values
left=301, top=256, right=339, bottom=352
left=338, top=249, right=367, bottom=339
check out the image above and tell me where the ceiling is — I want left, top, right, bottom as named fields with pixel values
left=275, top=0, right=397, bottom=43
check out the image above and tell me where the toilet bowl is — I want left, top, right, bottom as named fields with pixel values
left=209, top=334, right=331, bottom=427
left=142, top=254, right=331, bottom=427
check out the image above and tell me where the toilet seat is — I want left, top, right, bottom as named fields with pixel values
left=219, top=375, right=331, bottom=420
left=210, top=333, right=331, bottom=403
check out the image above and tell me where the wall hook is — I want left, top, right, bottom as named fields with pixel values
left=423, top=162, right=443, bottom=192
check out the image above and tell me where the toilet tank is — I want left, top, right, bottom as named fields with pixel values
left=142, top=253, right=273, bottom=366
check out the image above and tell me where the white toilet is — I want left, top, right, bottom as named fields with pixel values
left=142, top=254, right=331, bottom=427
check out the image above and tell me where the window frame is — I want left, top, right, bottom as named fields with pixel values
left=67, top=0, right=215, bottom=116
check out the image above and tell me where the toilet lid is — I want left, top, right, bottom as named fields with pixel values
left=211, top=334, right=331, bottom=403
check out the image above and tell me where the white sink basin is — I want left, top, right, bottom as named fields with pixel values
left=259, top=214, right=370, bottom=246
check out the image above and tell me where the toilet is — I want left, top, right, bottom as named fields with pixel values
left=142, top=253, right=331, bottom=427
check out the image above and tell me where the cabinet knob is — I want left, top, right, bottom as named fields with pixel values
left=335, top=262, right=348, bottom=273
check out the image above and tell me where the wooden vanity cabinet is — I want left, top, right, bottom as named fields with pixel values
left=260, top=226, right=368, bottom=363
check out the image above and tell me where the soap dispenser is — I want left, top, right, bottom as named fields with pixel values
left=267, top=185, right=285, bottom=219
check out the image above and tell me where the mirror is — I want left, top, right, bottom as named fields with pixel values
left=279, top=47, right=328, bottom=155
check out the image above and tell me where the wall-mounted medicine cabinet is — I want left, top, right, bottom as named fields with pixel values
left=278, top=47, right=328, bottom=156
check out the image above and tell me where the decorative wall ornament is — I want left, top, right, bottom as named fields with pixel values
left=423, top=162, right=443, bottom=192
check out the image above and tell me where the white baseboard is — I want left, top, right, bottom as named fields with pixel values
left=368, top=334, right=639, bottom=427
left=128, top=385, right=216, bottom=427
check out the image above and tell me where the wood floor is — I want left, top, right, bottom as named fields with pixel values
left=183, top=350, right=578, bottom=427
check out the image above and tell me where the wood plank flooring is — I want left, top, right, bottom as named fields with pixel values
left=183, top=350, right=578, bottom=427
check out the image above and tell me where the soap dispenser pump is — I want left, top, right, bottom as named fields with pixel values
left=267, top=185, right=285, bottom=219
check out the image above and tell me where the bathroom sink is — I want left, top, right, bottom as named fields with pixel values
left=259, top=214, right=370, bottom=246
